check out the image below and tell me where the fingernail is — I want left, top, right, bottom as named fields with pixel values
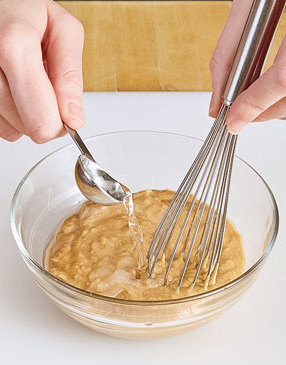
left=226, top=119, right=248, bottom=135
left=68, top=101, right=85, bottom=126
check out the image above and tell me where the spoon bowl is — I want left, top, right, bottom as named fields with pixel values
left=75, top=154, right=127, bottom=205
left=64, top=124, right=128, bottom=205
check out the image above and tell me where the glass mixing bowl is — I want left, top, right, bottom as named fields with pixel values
left=10, top=131, right=278, bottom=339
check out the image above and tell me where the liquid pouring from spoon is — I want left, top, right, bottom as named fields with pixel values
left=64, top=124, right=146, bottom=268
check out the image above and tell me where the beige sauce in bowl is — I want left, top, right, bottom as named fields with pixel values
left=46, top=190, right=244, bottom=300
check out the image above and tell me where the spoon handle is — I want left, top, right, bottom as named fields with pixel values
left=64, top=124, right=95, bottom=161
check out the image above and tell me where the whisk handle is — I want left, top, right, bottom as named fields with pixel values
left=222, top=0, right=286, bottom=105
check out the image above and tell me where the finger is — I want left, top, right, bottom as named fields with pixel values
left=226, top=35, right=286, bottom=134
left=0, top=67, right=25, bottom=133
left=0, top=24, right=64, bottom=143
left=254, top=96, right=286, bottom=121
left=209, top=0, right=253, bottom=117
left=0, top=113, right=22, bottom=142
left=45, top=2, right=85, bottom=130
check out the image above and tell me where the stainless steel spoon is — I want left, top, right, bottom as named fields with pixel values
left=64, top=124, right=128, bottom=205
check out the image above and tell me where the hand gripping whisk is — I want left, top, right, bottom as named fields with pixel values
left=147, top=0, right=286, bottom=292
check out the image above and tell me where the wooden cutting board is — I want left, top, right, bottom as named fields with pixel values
left=57, top=1, right=286, bottom=91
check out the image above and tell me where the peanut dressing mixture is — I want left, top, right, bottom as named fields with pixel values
left=46, top=190, right=245, bottom=300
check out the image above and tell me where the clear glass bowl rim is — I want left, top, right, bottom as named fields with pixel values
left=10, top=130, right=279, bottom=306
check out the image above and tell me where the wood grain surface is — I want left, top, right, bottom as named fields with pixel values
left=57, top=1, right=286, bottom=91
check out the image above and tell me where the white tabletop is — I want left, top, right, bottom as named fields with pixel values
left=1, top=92, right=285, bottom=365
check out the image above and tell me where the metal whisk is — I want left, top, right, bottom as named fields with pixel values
left=147, top=0, right=286, bottom=292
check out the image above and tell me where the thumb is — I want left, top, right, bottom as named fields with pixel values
left=209, top=0, right=253, bottom=118
left=45, top=2, right=85, bottom=129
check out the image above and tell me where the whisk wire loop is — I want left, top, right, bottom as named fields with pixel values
left=147, top=104, right=237, bottom=291
left=147, top=109, right=227, bottom=273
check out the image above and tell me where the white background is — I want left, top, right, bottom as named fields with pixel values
left=0, top=92, right=285, bottom=364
